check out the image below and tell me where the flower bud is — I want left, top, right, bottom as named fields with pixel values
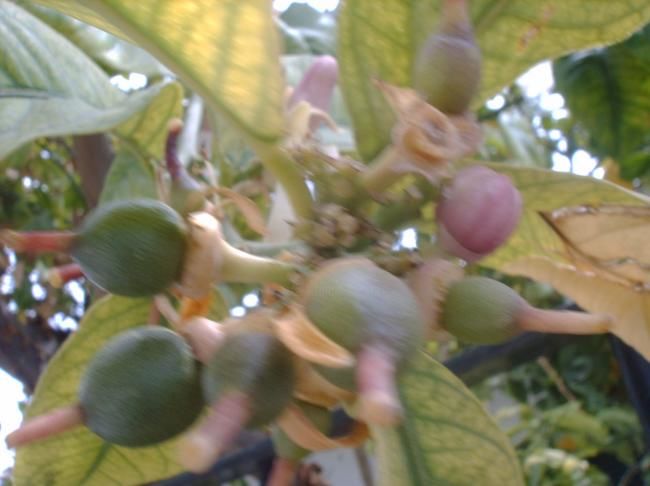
left=436, top=165, right=522, bottom=262
left=289, top=55, right=338, bottom=113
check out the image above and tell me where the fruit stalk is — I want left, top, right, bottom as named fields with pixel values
left=356, top=344, right=403, bottom=426
left=179, top=391, right=252, bottom=473
left=46, top=263, right=84, bottom=287
left=268, top=458, right=299, bottom=486
left=219, top=241, right=298, bottom=287
left=0, top=230, right=76, bottom=254
left=517, top=306, right=612, bottom=335
left=359, top=146, right=403, bottom=194
left=6, top=405, right=84, bottom=448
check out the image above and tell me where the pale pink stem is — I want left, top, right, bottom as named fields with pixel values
left=181, top=317, right=225, bottom=363
left=179, top=391, right=251, bottom=473
left=46, top=263, right=84, bottom=287
left=517, top=306, right=612, bottom=335
left=6, top=405, right=84, bottom=448
left=267, top=458, right=299, bottom=486
left=0, top=230, right=76, bottom=254
left=356, top=344, right=403, bottom=426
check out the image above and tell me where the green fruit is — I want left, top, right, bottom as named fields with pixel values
left=271, top=401, right=332, bottom=461
left=79, top=326, right=204, bottom=447
left=413, top=0, right=481, bottom=113
left=442, top=276, right=523, bottom=344
left=71, top=199, right=187, bottom=297
left=202, top=331, right=295, bottom=428
left=303, top=258, right=425, bottom=360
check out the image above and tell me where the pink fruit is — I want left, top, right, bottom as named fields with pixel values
left=436, top=165, right=522, bottom=262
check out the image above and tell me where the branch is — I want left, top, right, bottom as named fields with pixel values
left=72, top=134, right=115, bottom=209
left=0, top=301, right=68, bottom=393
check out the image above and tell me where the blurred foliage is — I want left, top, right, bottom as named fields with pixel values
left=554, top=25, right=650, bottom=180
left=0, top=1, right=648, bottom=485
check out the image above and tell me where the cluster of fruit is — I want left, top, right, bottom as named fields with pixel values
left=2, top=1, right=613, bottom=484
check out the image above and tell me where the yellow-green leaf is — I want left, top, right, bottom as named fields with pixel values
left=374, top=351, right=523, bottom=485
left=338, top=0, right=650, bottom=160
left=34, top=0, right=286, bottom=142
left=13, top=295, right=188, bottom=486
left=116, top=81, right=184, bottom=159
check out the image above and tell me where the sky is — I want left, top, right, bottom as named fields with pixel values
left=0, top=0, right=605, bottom=475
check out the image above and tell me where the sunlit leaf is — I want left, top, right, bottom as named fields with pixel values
left=115, top=81, right=184, bottom=159
left=540, top=205, right=650, bottom=286
left=554, top=26, right=650, bottom=179
left=338, top=0, right=650, bottom=160
left=0, top=1, right=176, bottom=159
left=374, top=351, right=524, bottom=485
left=34, top=0, right=286, bottom=142
left=12, top=296, right=184, bottom=486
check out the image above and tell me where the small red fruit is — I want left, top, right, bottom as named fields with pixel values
left=436, top=165, right=522, bottom=262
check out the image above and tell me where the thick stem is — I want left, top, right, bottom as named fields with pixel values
left=72, top=134, right=114, bottom=209
left=46, top=263, right=84, bottom=288
left=517, top=306, right=612, bottom=335
left=249, top=141, right=313, bottom=220
left=178, top=391, right=251, bottom=473
left=356, top=344, right=403, bottom=426
left=360, top=146, right=403, bottom=194
left=372, top=177, right=439, bottom=231
left=0, top=230, right=76, bottom=254
left=441, top=0, right=471, bottom=36
left=220, top=242, right=298, bottom=287
left=268, top=458, right=299, bottom=486
left=6, top=405, right=84, bottom=448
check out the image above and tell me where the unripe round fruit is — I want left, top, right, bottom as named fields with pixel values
left=79, top=326, right=204, bottom=447
left=71, top=199, right=187, bottom=296
left=441, top=276, right=523, bottom=344
left=436, top=165, right=522, bottom=262
left=202, top=331, right=295, bottom=428
left=413, top=0, right=481, bottom=113
left=303, top=258, right=424, bottom=360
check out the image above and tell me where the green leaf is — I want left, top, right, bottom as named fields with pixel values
left=0, top=0, right=120, bottom=107
left=17, top=2, right=166, bottom=77
left=98, top=148, right=158, bottom=205
left=374, top=351, right=523, bottom=485
left=338, top=0, right=650, bottom=160
left=554, top=26, right=650, bottom=179
left=34, top=0, right=286, bottom=143
left=0, top=2, right=177, bottom=158
left=12, top=296, right=185, bottom=486
left=115, top=81, right=184, bottom=159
